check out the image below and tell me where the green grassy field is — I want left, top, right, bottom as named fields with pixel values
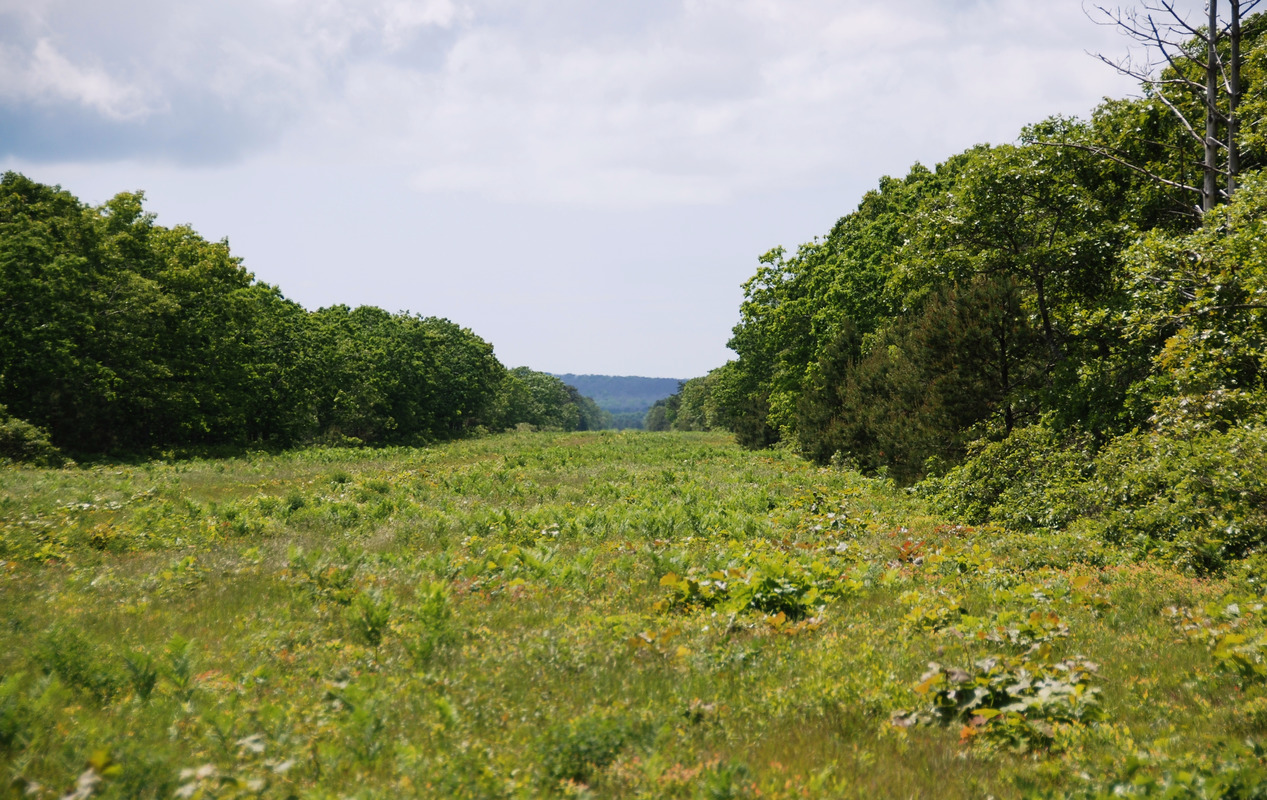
left=0, top=432, right=1262, bottom=798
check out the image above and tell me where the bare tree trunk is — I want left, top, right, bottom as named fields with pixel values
left=1229, top=0, right=1243, bottom=198
left=1205, top=0, right=1220, bottom=213
left=1075, top=1, right=1263, bottom=214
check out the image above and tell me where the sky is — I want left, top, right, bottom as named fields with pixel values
left=0, top=0, right=1195, bottom=377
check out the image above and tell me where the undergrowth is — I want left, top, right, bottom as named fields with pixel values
left=0, top=431, right=1261, bottom=798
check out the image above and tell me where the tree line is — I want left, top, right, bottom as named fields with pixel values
left=651, top=8, right=1267, bottom=571
left=0, top=173, right=608, bottom=460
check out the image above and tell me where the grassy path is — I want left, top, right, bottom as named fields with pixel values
left=0, top=432, right=1259, bottom=798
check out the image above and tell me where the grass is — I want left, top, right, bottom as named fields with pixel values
left=0, top=431, right=1263, bottom=798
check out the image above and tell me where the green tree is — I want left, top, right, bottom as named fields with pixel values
left=0, top=172, right=540, bottom=455
left=723, top=164, right=946, bottom=445
left=1085, top=2, right=1267, bottom=213
left=797, top=277, right=1038, bottom=481
left=308, top=307, right=504, bottom=444
left=491, top=368, right=610, bottom=432
left=895, top=143, right=1122, bottom=369
left=1118, top=170, right=1267, bottom=432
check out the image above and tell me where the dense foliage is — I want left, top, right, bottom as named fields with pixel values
left=0, top=404, right=65, bottom=467
left=644, top=372, right=727, bottom=433
left=655, top=12, right=1267, bottom=573
left=496, top=367, right=613, bottom=433
left=0, top=173, right=607, bottom=457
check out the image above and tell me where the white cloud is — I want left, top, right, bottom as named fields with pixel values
left=0, top=0, right=1155, bottom=200
left=7, top=1, right=1217, bottom=375
left=296, top=0, right=1146, bottom=204
left=0, top=38, right=152, bottom=120
left=381, top=0, right=465, bottom=49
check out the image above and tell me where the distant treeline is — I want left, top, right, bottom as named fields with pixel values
left=552, top=374, right=683, bottom=430
left=0, top=173, right=607, bottom=459
left=649, top=12, right=1267, bottom=572
left=643, top=374, right=721, bottom=433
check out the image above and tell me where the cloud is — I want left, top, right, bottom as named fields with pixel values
left=381, top=0, right=466, bottom=49
left=316, top=0, right=1147, bottom=204
left=0, top=39, right=152, bottom=119
left=0, top=0, right=469, bottom=163
left=0, top=0, right=1148, bottom=198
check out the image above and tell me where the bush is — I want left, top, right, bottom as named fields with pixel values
left=1091, top=427, right=1267, bottom=572
left=896, top=655, right=1103, bottom=753
left=0, top=673, right=30, bottom=751
left=796, top=277, right=1040, bottom=484
left=540, top=711, right=644, bottom=785
left=924, top=422, right=1267, bottom=574
left=35, top=625, right=125, bottom=703
left=920, top=423, right=1097, bottom=532
left=0, top=405, right=66, bottom=467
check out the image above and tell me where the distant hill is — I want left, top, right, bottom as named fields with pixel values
left=552, top=374, right=685, bottom=428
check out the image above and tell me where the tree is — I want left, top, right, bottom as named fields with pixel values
left=491, top=368, right=611, bottom=432
left=1083, top=0, right=1264, bottom=213
left=643, top=394, right=678, bottom=432
left=0, top=173, right=532, bottom=455
left=0, top=173, right=112, bottom=449
left=897, top=144, right=1121, bottom=371
left=796, top=278, right=1038, bottom=481
left=1117, top=170, right=1267, bottom=431
left=722, top=163, right=945, bottom=445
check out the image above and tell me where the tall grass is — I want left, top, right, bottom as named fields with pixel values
left=0, top=432, right=1259, bottom=798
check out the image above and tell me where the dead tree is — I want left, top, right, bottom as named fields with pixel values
left=1080, top=0, right=1261, bottom=214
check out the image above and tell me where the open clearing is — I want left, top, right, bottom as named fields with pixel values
left=0, top=432, right=1259, bottom=798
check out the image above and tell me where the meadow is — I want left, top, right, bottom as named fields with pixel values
left=0, top=431, right=1263, bottom=799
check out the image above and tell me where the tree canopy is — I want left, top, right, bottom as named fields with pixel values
left=664, top=10, right=1267, bottom=493
left=0, top=173, right=609, bottom=459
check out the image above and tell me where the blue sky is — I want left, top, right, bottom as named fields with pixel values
left=1, top=0, right=1189, bottom=377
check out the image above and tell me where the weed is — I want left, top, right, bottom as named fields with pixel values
left=164, top=634, right=197, bottom=701
left=657, top=550, right=846, bottom=620
left=405, top=580, right=458, bottom=666
left=541, top=711, right=644, bottom=786
left=123, top=649, right=159, bottom=701
left=347, top=590, right=392, bottom=650
left=897, top=654, right=1103, bottom=752
left=0, top=673, right=29, bottom=751
left=35, top=624, right=124, bottom=703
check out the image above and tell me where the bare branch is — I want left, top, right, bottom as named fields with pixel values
left=1086, top=0, right=1249, bottom=209
left=1092, top=52, right=1206, bottom=93
left=1155, top=0, right=1204, bottom=38
left=1152, top=87, right=1209, bottom=145
left=1033, top=140, right=1203, bottom=198
left=1150, top=75, right=1212, bottom=89
left=1148, top=12, right=1213, bottom=72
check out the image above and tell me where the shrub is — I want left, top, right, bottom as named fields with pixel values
left=657, top=552, right=842, bottom=621
left=0, top=673, right=29, bottom=751
left=919, top=422, right=1097, bottom=532
left=406, top=581, right=458, bottom=666
left=1091, top=427, right=1267, bottom=571
left=0, top=405, right=66, bottom=467
left=924, top=422, right=1267, bottom=573
left=36, top=625, right=125, bottom=703
left=347, top=591, right=392, bottom=650
left=540, top=711, right=644, bottom=785
left=123, top=650, right=159, bottom=701
left=895, top=655, right=1103, bottom=753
